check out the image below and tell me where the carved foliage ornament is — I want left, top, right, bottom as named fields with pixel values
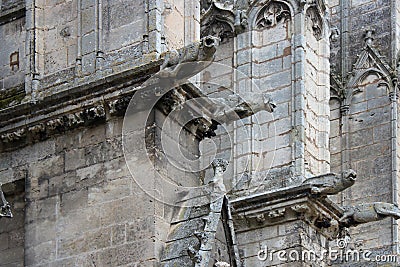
left=201, top=0, right=247, bottom=41
left=255, top=1, right=291, bottom=30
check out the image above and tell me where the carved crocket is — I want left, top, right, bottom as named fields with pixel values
left=302, top=169, right=357, bottom=196
left=340, top=202, right=400, bottom=227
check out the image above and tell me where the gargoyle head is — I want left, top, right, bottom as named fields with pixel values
left=202, top=35, right=220, bottom=56
left=342, top=169, right=357, bottom=182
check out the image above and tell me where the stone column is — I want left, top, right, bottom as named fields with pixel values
left=231, top=0, right=331, bottom=194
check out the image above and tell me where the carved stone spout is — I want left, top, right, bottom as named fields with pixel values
left=340, top=202, right=400, bottom=227
left=211, top=92, right=276, bottom=124
left=160, top=36, right=220, bottom=79
left=215, top=261, right=230, bottom=267
left=302, top=169, right=357, bottom=196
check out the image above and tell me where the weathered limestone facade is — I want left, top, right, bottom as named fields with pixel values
left=1, top=0, right=400, bottom=266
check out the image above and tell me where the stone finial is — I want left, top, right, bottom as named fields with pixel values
left=302, top=169, right=357, bottom=196
left=340, top=202, right=400, bottom=227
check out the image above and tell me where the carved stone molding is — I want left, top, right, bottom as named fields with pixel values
left=306, top=6, right=323, bottom=40
left=230, top=184, right=344, bottom=240
left=330, top=30, right=396, bottom=108
left=0, top=103, right=107, bottom=146
left=255, top=1, right=291, bottom=30
left=1, top=128, right=26, bottom=143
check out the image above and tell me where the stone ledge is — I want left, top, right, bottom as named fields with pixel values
left=230, top=185, right=344, bottom=239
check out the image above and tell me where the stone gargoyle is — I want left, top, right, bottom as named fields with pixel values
left=0, top=184, right=12, bottom=218
left=210, top=92, right=276, bottom=124
left=340, top=202, right=400, bottom=227
left=302, top=169, right=357, bottom=196
left=159, top=35, right=220, bottom=79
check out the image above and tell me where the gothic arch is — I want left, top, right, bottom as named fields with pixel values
left=248, top=0, right=295, bottom=31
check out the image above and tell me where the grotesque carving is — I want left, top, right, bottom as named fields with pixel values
left=302, top=169, right=357, bottom=195
left=306, top=7, right=323, bottom=40
left=340, top=202, right=400, bottom=227
left=160, top=36, right=219, bottom=78
left=267, top=208, right=286, bottom=218
left=211, top=92, right=276, bottom=123
left=211, top=159, right=229, bottom=192
left=255, top=1, right=291, bottom=30
left=0, top=184, right=12, bottom=218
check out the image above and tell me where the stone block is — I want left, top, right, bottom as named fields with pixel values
left=92, top=241, right=156, bottom=266
left=82, top=32, right=96, bottom=56
left=65, top=148, right=86, bottom=172
left=29, top=155, right=64, bottom=180
left=60, top=189, right=88, bottom=214
left=58, top=227, right=111, bottom=258
left=88, top=177, right=131, bottom=205
left=111, top=224, right=126, bottom=246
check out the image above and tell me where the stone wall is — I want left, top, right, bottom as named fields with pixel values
left=0, top=181, right=25, bottom=267
left=0, top=115, right=166, bottom=266
left=0, top=1, right=25, bottom=109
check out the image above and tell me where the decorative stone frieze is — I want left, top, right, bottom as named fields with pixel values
left=0, top=103, right=107, bottom=145
left=0, top=128, right=26, bottom=143
left=231, top=184, right=345, bottom=240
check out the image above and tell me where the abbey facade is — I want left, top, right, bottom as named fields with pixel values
left=0, top=0, right=400, bottom=266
